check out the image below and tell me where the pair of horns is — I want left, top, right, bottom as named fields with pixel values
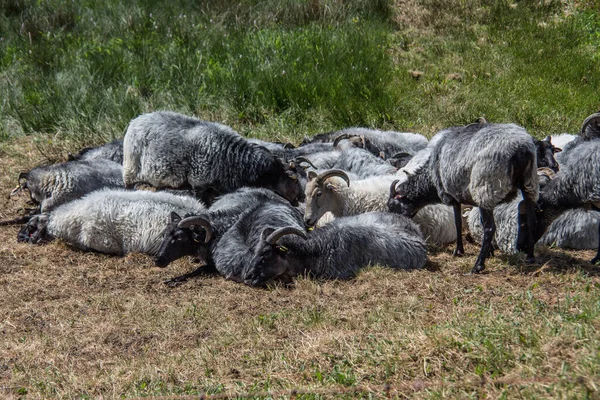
left=264, top=226, right=307, bottom=245
left=293, top=156, right=316, bottom=169
left=580, top=112, right=600, bottom=138
left=177, top=216, right=213, bottom=243
left=333, top=133, right=365, bottom=148
left=307, top=169, right=350, bottom=187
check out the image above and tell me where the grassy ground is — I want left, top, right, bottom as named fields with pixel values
left=1, top=0, right=600, bottom=398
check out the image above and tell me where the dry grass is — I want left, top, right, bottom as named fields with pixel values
left=1, top=139, right=599, bottom=399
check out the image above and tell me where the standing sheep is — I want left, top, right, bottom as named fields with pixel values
left=388, top=123, right=539, bottom=273
left=123, top=111, right=304, bottom=205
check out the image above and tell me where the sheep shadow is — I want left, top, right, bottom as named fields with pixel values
left=497, top=246, right=600, bottom=276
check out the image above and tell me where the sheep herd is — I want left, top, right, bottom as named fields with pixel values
left=7, top=110, right=600, bottom=286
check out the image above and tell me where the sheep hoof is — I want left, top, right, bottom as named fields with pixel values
left=470, top=264, right=485, bottom=274
left=453, top=249, right=464, bottom=257
left=525, top=257, right=536, bottom=265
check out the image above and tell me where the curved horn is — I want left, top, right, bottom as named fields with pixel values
left=265, top=226, right=307, bottom=245
left=177, top=216, right=213, bottom=243
left=537, top=167, right=556, bottom=180
left=316, top=169, right=350, bottom=187
left=390, top=179, right=400, bottom=198
left=333, top=133, right=355, bottom=148
left=293, top=156, right=316, bottom=169
left=580, top=112, right=600, bottom=138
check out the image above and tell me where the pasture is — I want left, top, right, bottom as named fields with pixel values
left=1, top=0, right=600, bottom=398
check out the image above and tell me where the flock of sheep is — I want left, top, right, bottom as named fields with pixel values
left=6, top=110, right=600, bottom=286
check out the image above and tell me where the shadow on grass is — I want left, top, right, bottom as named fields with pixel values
left=498, top=246, right=600, bottom=276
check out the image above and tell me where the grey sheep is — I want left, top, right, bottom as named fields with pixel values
left=12, top=159, right=124, bottom=213
left=68, top=139, right=124, bottom=164
left=153, top=188, right=294, bottom=279
left=17, top=189, right=206, bottom=256
left=123, top=111, right=304, bottom=205
left=244, top=212, right=427, bottom=287
left=388, top=123, right=540, bottom=273
left=519, top=131, right=600, bottom=264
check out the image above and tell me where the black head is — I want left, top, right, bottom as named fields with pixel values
left=535, top=136, right=561, bottom=172
left=153, top=212, right=212, bottom=268
left=273, top=160, right=306, bottom=206
left=387, top=179, right=418, bottom=217
left=244, top=227, right=307, bottom=287
left=388, top=152, right=413, bottom=169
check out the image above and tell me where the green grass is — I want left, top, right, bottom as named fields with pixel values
left=1, top=0, right=599, bottom=153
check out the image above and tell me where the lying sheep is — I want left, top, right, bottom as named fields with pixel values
left=302, top=170, right=456, bottom=245
left=12, top=159, right=124, bottom=213
left=68, top=139, right=124, bottom=164
left=244, top=212, right=427, bottom=287
left=388, top=123, right=540, bottom=273
left=123, top=111, right=304, bottom=205
left=153, top=188, right=294, bottom=276
left=332, top=128, right=429, bottom=158
left=17, top=189, right=206, bottom=256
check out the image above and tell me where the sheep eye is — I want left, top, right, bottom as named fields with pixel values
left=316, top=192, right=322, bottom=198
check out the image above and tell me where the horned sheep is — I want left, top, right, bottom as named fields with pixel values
left=388, top=122, right=540, bottom=273
left=244, top=212, right=427, bottom=287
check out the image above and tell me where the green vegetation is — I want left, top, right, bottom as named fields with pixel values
left=1, top=0, right=599, bottom=152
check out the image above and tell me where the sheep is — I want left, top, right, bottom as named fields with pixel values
left=332, top=128, right=429, bottom=158
left=302, top=169, right=456, bottom=245
left=535, top=136, right=562, bottom=172
left=68, top=139, right=124, bottom=164
left=153, top=187, right=293, bottom=273
left=11, top=159, right=124, bottom=214
left=388, top=123, right=540, bottom=273
left=300, top=127, right=428, bottom=158
left=244, top=212, right=427, bottom=287
left=122, top=111, right=304, bottom=206
left=17, top=189, right=206, bottom=256
left=519, top=135, right=600, bottom=264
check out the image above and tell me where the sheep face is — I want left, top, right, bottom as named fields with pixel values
left=154, top=212, right=210, bottom=268
left=271, top=163, right=305, bottom=206
left=387, top=180, right=418, bottom=218
left=244, top=227, right=307, bottom=287
left=536, top=136, right=561, bottom=172
left=304, top=178, right=340, bottom=227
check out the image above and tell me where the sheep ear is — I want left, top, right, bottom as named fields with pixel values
left=543, top=135, right=552, bottom=142
left=553, top=147, right=562, bottom=153
left=170, top=212, right=181, bottom=223
left=307, top=171, right=317, bottom=180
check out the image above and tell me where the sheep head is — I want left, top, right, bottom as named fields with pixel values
left=535, top=136, right=561, bottom=172
left=154, top=212, right=213, bottom=268
left=387, top=179, right=418, bottom=218
left=271, top=160, right=306, bottom=206
left=244, top=226, right=307, bottom=287
left=303, top=169, right=350, bottom=227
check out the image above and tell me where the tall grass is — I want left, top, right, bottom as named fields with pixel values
left=0, top=0, right=599, bottom=150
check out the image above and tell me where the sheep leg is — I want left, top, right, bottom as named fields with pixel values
left=471, top=208, right=495, bottom=274
left=164, top=264, right=215, bottom=286
left=591, top=222, right=600, bottom=265
left=452, top=203, right=464, bottom=256
left=516, top=199, right=537, bottom=264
